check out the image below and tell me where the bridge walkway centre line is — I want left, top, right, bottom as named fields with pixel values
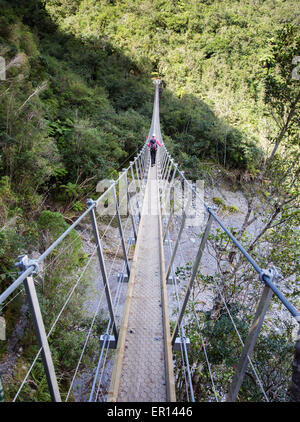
left=107, top=156, right=176, bottom=402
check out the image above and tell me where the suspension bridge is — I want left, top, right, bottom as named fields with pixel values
left=0, top=80, right=299, bottom=403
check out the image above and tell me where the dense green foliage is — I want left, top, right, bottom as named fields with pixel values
left=0, top=0, right=298, bottom=280
left=1, top=0, right=298, bottom=205
left=0, top=0, right=298, bottom=200
left=0, top=0, right=299, bottom=401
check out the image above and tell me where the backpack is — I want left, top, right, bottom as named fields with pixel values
left=150, top=138, right=157, bottom=152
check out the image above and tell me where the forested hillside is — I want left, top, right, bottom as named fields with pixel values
left=0, top=0, right=298, bottom=272
left=0, top=0, right=299, bottom=401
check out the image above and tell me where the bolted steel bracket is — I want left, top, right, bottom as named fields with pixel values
left=259, top=266, right=282, bottom=286
left=173, top=337, right=191, bottom=352
left=207, top=204, right=218, bottom=214
left=87, top=198, right=97, bottom=208
left=15, top=254, right=39, bottom=276
left=100, top=333, right=117, bottom=349
left=167, top=274, right=179, bottom=285
left=118, top=273, right=129, bottom=283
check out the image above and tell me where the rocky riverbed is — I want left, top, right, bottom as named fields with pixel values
left=0, top=181, right=298, bottom=402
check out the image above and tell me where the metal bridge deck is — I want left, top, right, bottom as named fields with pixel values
left=107, top=164, right=175, bottom=402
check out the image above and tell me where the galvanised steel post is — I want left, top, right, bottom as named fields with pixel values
left=171, top=210, right=214, bottom=346
left=226, top=267, right=281, bottom=402
left=170, top=171, right=175, bottom=216
left=168, top=163, right=178, bottom=194
left=122, top=168, right=137, bottom=242
left=87, top=199, right=118, bottom=342
left=145, top=145, right=150, bottom=172
left=130, top=161, right=141, bottom=222
left=15, top=256, right=61, bottom=402
left=112, top=183, right=130, bottom=279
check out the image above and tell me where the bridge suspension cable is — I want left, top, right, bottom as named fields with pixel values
left=160, top=166, right=269, bottom=402
left=88, top=210, right=134, bottom=402
left=0, top=144, right=149, bottom=402
left=158, top=141, right=299, bottom=402
left=0, top=79, right=299, bottom=403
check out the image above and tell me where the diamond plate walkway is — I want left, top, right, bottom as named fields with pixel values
left=107, top=162, right=176, bottom=402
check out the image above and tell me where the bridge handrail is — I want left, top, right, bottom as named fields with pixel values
left=159, top=144, right=300, bottom=402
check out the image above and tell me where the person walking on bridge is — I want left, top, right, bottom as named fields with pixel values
left=147, top=134, right=162, bottom=167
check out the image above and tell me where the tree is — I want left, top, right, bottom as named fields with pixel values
left=237, top=25, right=300, bottom=242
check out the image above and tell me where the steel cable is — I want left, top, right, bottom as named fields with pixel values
left=89, top=175, right=146, bottom=401
left=91, top=152, right=149, bottom=401
left=94, top=221, right=134, bottom=401
left=13, top=245, right=98, bottom=401
left=168, top=178, right=269, bottom=402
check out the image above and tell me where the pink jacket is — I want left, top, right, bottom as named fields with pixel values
left=147, top=138, right=162, bottom=148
